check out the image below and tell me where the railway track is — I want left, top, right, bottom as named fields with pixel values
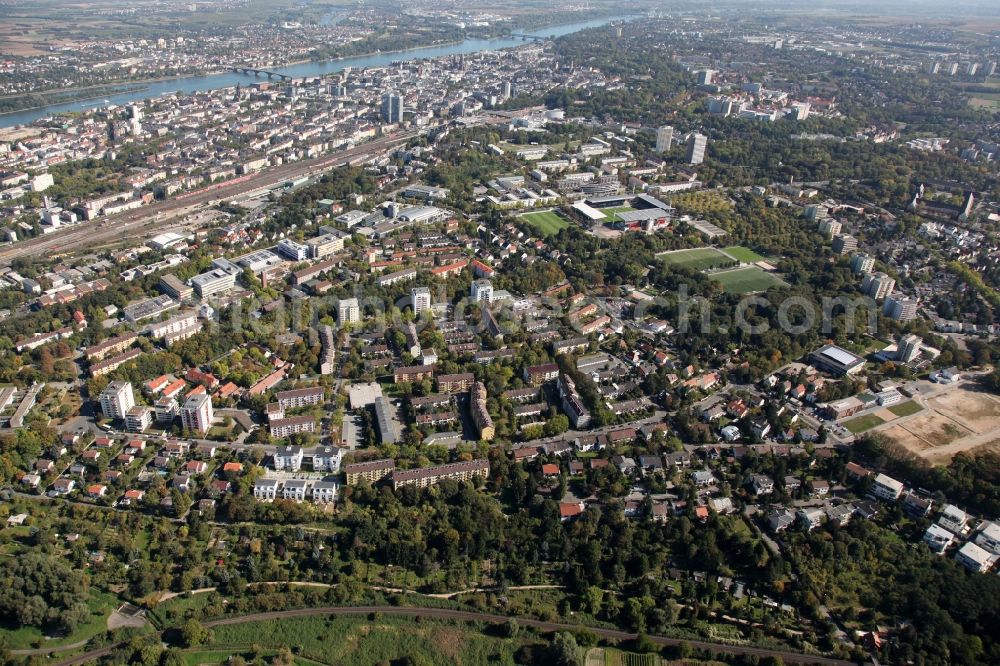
left=0, top=130, right=419, bottom=264
left=48, top=604, right=855, bottom=666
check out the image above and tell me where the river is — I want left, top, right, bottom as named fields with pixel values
left=1, top=16, right=629, bottom=128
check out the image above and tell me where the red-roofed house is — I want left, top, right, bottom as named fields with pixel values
left=559, top=502, right=585, bottom=520
left=162, top=379, right=187, bottom=399
left=430, top=259, right=468, bottom=278
left=471, top=259, right=495, bottom=278
left=185, top=368, right=219, bottom=389
left=86, top=484, right=107, bottom=498
left=146, top=375, right=170, bottom=394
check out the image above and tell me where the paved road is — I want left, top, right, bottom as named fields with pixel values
left=48, top=605, right=854, bottom=666
left=0, top=129, right=420, bottom=264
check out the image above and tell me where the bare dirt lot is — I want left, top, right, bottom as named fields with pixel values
left=884, top=385, right=1000, bottom=464
left=873, top=408, right=897, bottom=422
left=927, top=390, right=1000, bottom=433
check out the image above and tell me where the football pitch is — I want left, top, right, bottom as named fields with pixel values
left=520, top=210, right=569, bottom=235
left=721, top=246, right=766, bottom=263
left=597, top=205, right=636, bottom=222
left=710, top=266, right=786, bottom=293
left=659, top=247, right=733, bottom=271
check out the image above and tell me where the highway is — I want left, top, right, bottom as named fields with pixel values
left=0, top=128, right=421, bottom=264
left=48, top=605, right=855, bottom=666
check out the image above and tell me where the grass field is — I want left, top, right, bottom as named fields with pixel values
left=710, top=266, right=786, bottom=293
left=521, top=210, right=569, bottom=235
left=843, top=413, right=886, bottom=434
left=659, top=247, right=733, bottom=271
left=598, top=206, right=636, bottom=222
left=969, top=93, right=1000, bottom=109
left=721, top=246, right=766, bottom=263
left=888, top=400, right=923, bottom=417
left=206, top=615, right=526, bottom=664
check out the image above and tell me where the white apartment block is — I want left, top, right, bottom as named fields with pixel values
left=851, top=253, right=875, bottom=275
left=311, top=481, right=339, bottom=503
left=306, top=233, right=345, bottom=259
left=282, top=479, right=310, bottom=501
left=862, top=272, right=895, bottom=299
left=253, top=478, right=280, bottom=501
left=338, top=297, right=360, bottom=324
left=938, top=504, right=970, bottom=535
left=871, top=473, right=904, bottom=502
left=974, top=521, right=1000, bottom=555
left=276, top=386, right=324, bottom=409
left=923, top=524, right=955, bottom=554
left=180, top=393, right=213, bottom=433
left=269, top=416, right=316, bottom=439
left=884, top=295, right=919, bottom=321
left=411, top=286, right=432, bottom=314
left=273, top=445, right=304, bottom=471
left=308, top=446, right=344, bottom=473
left=955, top=541, right=996, bottom=573
left=99, top=381, right=135, bottom=420
left=471, top=279, right=493, bottom=303
left=277, top=239, right=308, bottom=261
left=124, top=406, right=154, bottom=433
left=149, top=312, right=198, bottom=336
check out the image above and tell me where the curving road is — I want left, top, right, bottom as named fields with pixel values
left=49, top=605, right=855, bottom=666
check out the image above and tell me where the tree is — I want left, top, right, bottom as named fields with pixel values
left=634, top=633, right=657, bottom=654
left=178, top=618, right=210, bottom=648
left=550, top=631, right=581, bottom=666
left=271, top=646, right=295, bottom=666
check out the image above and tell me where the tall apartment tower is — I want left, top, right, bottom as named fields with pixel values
left=338, top=297, right=360, bottom=325
left=899, top=334, right=923, bottom=363
left=99, top=381, right=135, bottom=420
left=471, top=279, right=493, bottom=303
left=862, top=272, right=896, bottom=300
left=832, top=234, right=858, bottom=255
left=655, top=126, right=674, bottom=152
left=884, top=295, right=919, bottom=321
left=411, top=287, right=432, bottom=315
left=381, top=93, right=403, bottom=123
left=686, top=133, right=707, bottom=164
left=851, top=253, right=876, bottom=275
left=180, top=394, right=214, bottom=433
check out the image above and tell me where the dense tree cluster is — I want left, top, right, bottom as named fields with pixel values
left=0, top=553, right=91, bottom=634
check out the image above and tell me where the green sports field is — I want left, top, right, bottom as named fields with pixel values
left=843, top=413, right=885, bottom=434
left=598, top=205, right=635, bottom=222
left=520, top=210, right=569, bottom=235
left=710, top=266, right=786, bottom=293
left=888, top=400, right=923, bottom=417
left=659, top=247, right=733, bottom=271
left=721, top=246, right=766, bottom=263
